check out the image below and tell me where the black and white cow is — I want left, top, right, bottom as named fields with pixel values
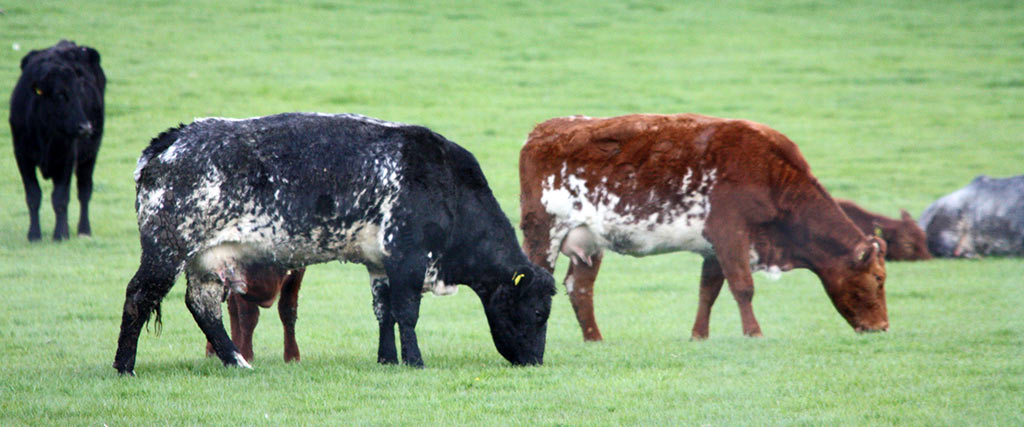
left=114, top=113, right=556, bottom=375
left=919, top=174, right=1024, bottom=257
left=9, top=40, right=105, bottom=241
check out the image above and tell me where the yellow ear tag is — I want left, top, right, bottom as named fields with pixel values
left=34, top=87, right=43, bottom=96
left=874, top=227, right=883, bottom=237
left=513, top=273, right=525, bottom=286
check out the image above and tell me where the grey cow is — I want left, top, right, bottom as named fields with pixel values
left=919, top=175, right=1024, bottom=257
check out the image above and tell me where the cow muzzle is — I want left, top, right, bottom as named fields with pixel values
left=854, top=322, right=889, bottom=333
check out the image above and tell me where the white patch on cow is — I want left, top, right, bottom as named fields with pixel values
left=156, top=140, right=182, bottom=163
left=136, top=187, right=166, bottom=228
left=193, top=116, right=257, bottom=123
left=565, top=275, right=575, bottom=294
left=192, top=168, right=224, bottom=214
left=540, top=168, right=716, bottom=262
left=374, top=157, right=403, bottom=256
left=333, top=112, right=409, bottom=128
left=423, top=260, right=458, bottom=296
left=233, top=352, right=253, bottom=369
left=748, top=246, right=784, bottom=281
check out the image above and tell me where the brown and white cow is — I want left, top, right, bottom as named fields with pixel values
left=836, top=199, right=931, bottom=261
left=204, top=266, right=305, bottom=363
left=519, top=114, right=889, bottom=341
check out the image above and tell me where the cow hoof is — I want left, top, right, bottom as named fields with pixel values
left=689, top=334, right=708, bottom=342
left=114, top=364, right=136, bottom=377
left=377, top=357, right=399, bottom=365
left=230, top=352, right=253, bottom=369
left=27, top=233, right=41, bottom=242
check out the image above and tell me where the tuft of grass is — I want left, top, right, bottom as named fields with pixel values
left=2, top=0, right=1023, bottom=424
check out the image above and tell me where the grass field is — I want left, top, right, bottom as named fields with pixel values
left=2, top=0, right=1023, bottom=424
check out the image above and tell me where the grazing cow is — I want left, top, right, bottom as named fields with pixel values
left=918, top=174, right=1024, bottom=258
left=9, top=40, right=105, bottom=241
left=520, top=114, right=889, bottom=341
left=203, top=267, right=306, bottom=363
left=836, top=199, right=931, bottom=261
left=114, top=113, right=555, bottom=375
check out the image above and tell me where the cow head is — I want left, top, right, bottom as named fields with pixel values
left=28, top=64, right=93, bottom=138
left=480, top=264, right=556, bottom=365
left=877, top=210, right=932, bottom=261
left=821, top=236, right=889, bottom=333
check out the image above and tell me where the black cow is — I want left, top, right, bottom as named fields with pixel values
left=114, top=113, right=556, bottom=375
left=9, top=40, right=105, bottom=241
left=919, top=174, right=1024, bottom=257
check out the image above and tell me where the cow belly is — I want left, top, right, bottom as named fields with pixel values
left=540, top=171, right=715, bottom=261
left=199, top=220, right=387, bottom=270
left=559, top=216, right=713, bottom=261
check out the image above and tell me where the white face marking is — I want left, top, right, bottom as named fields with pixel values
left=540, top=167, right=716, bottom=259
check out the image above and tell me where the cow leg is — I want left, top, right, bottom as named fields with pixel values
left=370, top=271, right=398, bottom=364
left=113, top=257, right=180, bottom=375
left=705, top=217, right=763, bottom=337
left=233, top=295, right=260, bottom=363
left=279, top=268, right=304, bottom=362
left=50, top=167, right=73, bottom=241
left=75, top=155, right=96, bottom=237
left=385, top=259, right=427, bottom=367
left=521, top=209, right=557, bottom=273
left=565, top=251, right=604, bottom=341
left=185, top=271, right=250, bottom=369
left=205, top=293, right=241, bottom=358
left=690, top=256, right=725, bottom=340
left=15, top=154, right=42, bottom=241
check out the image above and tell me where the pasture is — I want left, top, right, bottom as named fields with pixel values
left=2, top=0, right=1022, bottom=424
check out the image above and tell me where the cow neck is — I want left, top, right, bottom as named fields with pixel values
left=782, top=183, right=866, bottom=271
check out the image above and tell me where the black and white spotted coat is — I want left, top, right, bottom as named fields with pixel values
left=919, top=174, right=1024, bottom=257
left=114, top=113, right=555, bottom=375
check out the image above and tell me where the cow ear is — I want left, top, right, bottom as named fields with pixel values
left=83, top=47, right=101, bottom=65
left=900, top=209, right=913, bottom=222
left=852, top=237, right=884, bottom=269
left=511, top=268, right=533, bottom=288
left=20, top=50, right=42, bottom=70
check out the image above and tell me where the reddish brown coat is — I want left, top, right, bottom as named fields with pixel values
left=837, top=199, right=932, bottom=261
left=520, top=114, right=889, bottom=340
left=205, top=267, right=304, bottom=362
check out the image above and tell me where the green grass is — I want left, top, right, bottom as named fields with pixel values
left=2, top=0, right=1023, bottom=424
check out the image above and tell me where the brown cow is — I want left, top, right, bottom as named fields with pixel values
left=204, top=266, right=305, bottom=363
left=520, top=114, right=889, bottom=341
left=836, top=199, right=931, bottom=261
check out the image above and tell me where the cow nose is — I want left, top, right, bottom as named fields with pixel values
left=77, top=122, right=93, bottom=136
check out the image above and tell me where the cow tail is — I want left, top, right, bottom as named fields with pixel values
left=144, top=302, right=164, bottom=336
